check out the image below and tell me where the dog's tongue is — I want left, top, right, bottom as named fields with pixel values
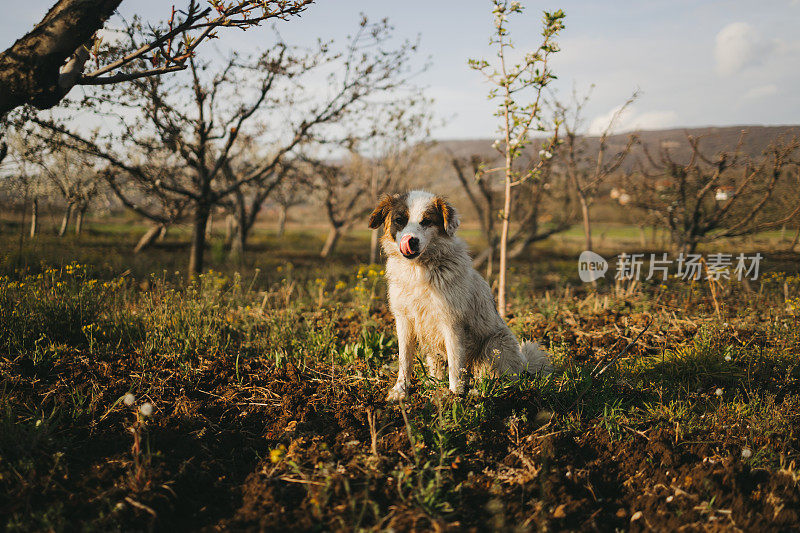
left=399, top=234, right=412, bottom=255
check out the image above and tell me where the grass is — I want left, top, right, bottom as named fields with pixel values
left=1, top=222, right=800, bottom=530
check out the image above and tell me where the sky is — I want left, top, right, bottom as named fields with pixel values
left=3, top=0, right=799, bottom=139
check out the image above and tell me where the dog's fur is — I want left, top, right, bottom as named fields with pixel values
left=369, top=190, right=551, bottom=400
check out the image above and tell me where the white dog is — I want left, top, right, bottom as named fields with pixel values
left=368, top=190, right=552, bottom=401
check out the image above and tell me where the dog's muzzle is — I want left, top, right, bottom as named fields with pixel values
left=399, top=234, right=420, bottom=258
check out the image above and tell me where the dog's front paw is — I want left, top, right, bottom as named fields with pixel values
left=386, top=383, right=408, bottom=402
left=448, top=379, right=467, bottom=397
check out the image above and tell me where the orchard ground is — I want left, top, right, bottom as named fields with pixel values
left=1, top=217, right=800, bottom=531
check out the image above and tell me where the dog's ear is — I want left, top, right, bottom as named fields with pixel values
left=434, top=197, right=460, bottom=236
left=368, top=194, right=395, bottom=229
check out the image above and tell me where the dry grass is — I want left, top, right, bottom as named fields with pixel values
left=1, top=226, right=799, bottom=531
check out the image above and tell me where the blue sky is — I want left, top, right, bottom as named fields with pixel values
left=3, top=1, right=799, bottom=139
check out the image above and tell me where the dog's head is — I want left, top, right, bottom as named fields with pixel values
left=368, top=190, right=460, bottom=259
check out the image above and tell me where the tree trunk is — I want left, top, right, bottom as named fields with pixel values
left=135, top=224, right=163, bottom=253
left=472, top=246, right=494, bottom=270
left=229, top=222, right=244, bottom=260
left=228, top=208, right=244, bottom=260
left=58, top=203, right=73, bottom=237
left=0, top=0, right=123, bottom=114
left=74, top=206, right=85, bottom=235
left=225, top=213, right=235, bottom=245
left=188, top=204, right=210, bottom=277
left=205, top=212, right=213, bottom=239
left=277, top=205, right=287, bottom=238
left=676, top=236, right=698, bottom=256
left=29, top=197, right=38, bottom=238
left=321, top=226, right=342, bottom=258
left=229, top=192, right=248, bottom=260
left=369, top=228, right=380, bottom=264
left=578, top=193, right=592, bottom=252
left=789, top=225, right=800, bottom=252
left=497, top=171, right=512, bottom=317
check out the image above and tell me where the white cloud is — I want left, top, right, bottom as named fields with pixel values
left=627, top=110, right=680, bottom=131
left=588, top=105, right=678, bottom=135
left=714, top=22, right=769, bottom=76
left=744, top=84, right=779, bottom=99
left=96, top=28, right=127, bottom=45
left=587, top=105, right=626, bottom=135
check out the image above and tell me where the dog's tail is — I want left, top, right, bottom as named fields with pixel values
left=520, top=340, right=553, bottom=375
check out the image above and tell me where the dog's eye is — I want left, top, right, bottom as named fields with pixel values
left=394, top=217, right=407, bottom=226
left=420, top=219, right=431, bottom=227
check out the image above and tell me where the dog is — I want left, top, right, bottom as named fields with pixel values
left=368, top=190, right=552, bottom=401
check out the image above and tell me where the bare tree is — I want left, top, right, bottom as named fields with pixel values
left=271, top=174, right=310, bottom=238
left=555, top=88, right=637, bottom=252
left=222, top=156, right=289, bottom=260
left=506, top=151, right=574, bottom=257
left=304, top=95, right=433, bottom=259
left=450, top=154, right=497, bottom=273
left=214, top=17, right=424, bottom=263
left=0, top=137, right=49, bottom=239
left=469, top=1, right=564, bottom=317
left=23, top=148, right=103, bottom=236
left=312, top=158, right=369, bottom=258
left=31, top=16, right=421, bottom=275
left=0, top=0, right=311, bottom=116
left=452, top=145, right=572, bottom=276
left=305, top=141, right=431, bottom=258
left=626, top=132, right=800, bottom=253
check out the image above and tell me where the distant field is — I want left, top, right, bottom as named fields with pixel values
left=2, top=221, right=800, bottom=531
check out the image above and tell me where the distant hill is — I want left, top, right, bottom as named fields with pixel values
left=434, top=125, right=800, bottom=172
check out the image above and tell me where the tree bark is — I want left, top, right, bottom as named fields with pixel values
left=229, top=222, right=244, bottom=260
left=0, top=0, right=123, bottom=114
left=320, top=225, right=342, bottom=258
left=229, top=190, right=253, bottom=259
left=789, top=225, right=800, bottom=252
left=578, top=192, right=592, bottom=252
left=497, top=170, right=511, bottom=318
left=228, top=206, right=244, bottom=260
left=188, top=204, right=210, bottom=276
left=225, top=213, right=235, bottom=245
left=58, top=203, right=73, bottom=237
left=205, top=212, right=213, bottom=239
left=134, top=224, right=163, bottom=253
left=30, top=198, right=38, bottom=238
left=277, top=204, right=287, bottom=237
left=74, top=206, right=85, bottom=235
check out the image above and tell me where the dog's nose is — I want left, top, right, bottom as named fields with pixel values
left=408, top=237, right=419, bottom=252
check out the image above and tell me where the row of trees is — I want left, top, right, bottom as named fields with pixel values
left=2, top=0, right=798, bottom=307
left=3, top=12, right=432, bottom=274
left=8, top=117, right=797, bottom=260
left=450, top=127, right=800, bottom=261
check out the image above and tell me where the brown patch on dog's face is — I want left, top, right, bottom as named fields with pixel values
left=368, top=193, right=409, bottom=239
left=421, top=202, right=445, bottom=234
left=430, top=196, right=459, bottom=236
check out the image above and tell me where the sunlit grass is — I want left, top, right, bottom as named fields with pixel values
left=1, top=225, right=800, bottom=529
